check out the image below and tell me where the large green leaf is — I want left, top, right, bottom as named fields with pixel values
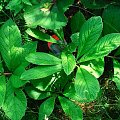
left=0, top=75, right=6, bottom=107
left=75, top=67, right=100, bottom=102
left=38, top=97, right=55, bottom=120
left=102, top=5, right=120, bottom=35
left=26, top=28, right=57, bottom=43
left=26, top=52, right=61, bottom=65
left=80, top=33, right=120, bottom=62
left=71, top=11, right=86, bottom=33
left=2, top=81, right=27, bottom=120
left=0, top=19, right=22, bottom=70
left=61, top=52, right=76, bottom=75
left=24, top=3, right=67, bottom=29
left=21, top=64, right=62, bottom=80
left=77, top=16, right=103, bottom=59
left=81, top=58, right=104, bottom=78
left=112, top=60, right=120, bottom=91
left=59, top=96, right=83, bottom=120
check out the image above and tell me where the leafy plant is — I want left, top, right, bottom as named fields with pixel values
left=1, top=0, right=120, bottom=120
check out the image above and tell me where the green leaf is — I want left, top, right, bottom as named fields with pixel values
left=112, top=60, right=120, bottom=91
left=56, top=0, right=74, bottom=12
left=81, top=58, right=104, bottom=78
left=3, top=81, right=27, bottom=120
left=38, top=97, right=55, bottom=120
left=61, top=52, right=76, bottom=75
left=68, top=33, right=79, bottom=52
left=59, top=96, right=83, bottom=120
left=6, top=0, right=23, bottom=15
left=25, top=86, right=50, bottom=100
left=24, top=4, right=67, bottom=29
left=10, top=75, right=27, bottom=88
left=31, top=76, right=53, bottom=91
left=75, top=67, right=100, bottom=102
left=21, top=64, right=62, bottom=80
left=10, top=47, right=24, bottom=71
left=63, top=83, right=85, bottom=103
left=81, top=0, right=111, bottom=9
left=102, top=5, right=120, bottom=35
left=80, top=33, right=120, bottom=62
left=0, top=75, right=6, bottom=107
left=26, top=28, right=57, bottom=43
left=0, top=19, right=22, bottom=70
left=26, top=52, right=61, bottom=65
left=22, top=0, right=32, bottom=5
left=71, top=11, right=86, bottom=33
left=77, top=16, right=103, bottom=59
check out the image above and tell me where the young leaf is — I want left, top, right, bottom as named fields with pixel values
left=61, top=52, right=76, bottom=75
left=59, top=96, right=83, bottom=120
left=26, top=52, right=61, bottom=65
left=71, top=11, right=86, bottom=33
left=0, top=75, right=6, bottom=107
left=0, top=19, right=22, bottom=70
left=80, top=33, right=120, bottom=62
left=77, top=16, right=103, bottom=59
left=2, top=81, right=27, bottom=120
left=21, top=64, right=62, bottom=80
left=38, top=97, right=55, bottom=120
left=26, top=28, right=57, bottom=43
left=75, top=67, right=100, bottom=102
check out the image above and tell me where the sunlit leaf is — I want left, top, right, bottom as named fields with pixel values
left=38, top=97, right=55, bottom=120
left=59, top=96, right=83, bottom=120
left=75, top=67, right=100, bottom=102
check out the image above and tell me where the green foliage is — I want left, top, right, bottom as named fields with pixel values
left=102, top=5, right=120, bottom=35
left=59, top=96, right=83, bottom=120
left=61, top=52, right=76, bottom=75
left=77, top=16, right=103, bottom=59
left=0, top=19, right=22, bottom=71
left=80, top=33, right=120, bottom=62
left=75, top=67, right=100, bottom=102
left=26, top=28, right=57, bottom=43
left=2, top=81, right=27, bottom=120
left=113, top=60, right=120, bottom=91
left=26, top=52, right=61, bottom=65
left=38, top=97, right=55, bottom=120
left=71, top=11, right=86, bottom=33
left=1, top=1, right=120, bottom=120
left=0, top=75, right=6, bottom=107
left=21, top=64, right=62, bottom=80
left=81, top=0, right=113, bottom=9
